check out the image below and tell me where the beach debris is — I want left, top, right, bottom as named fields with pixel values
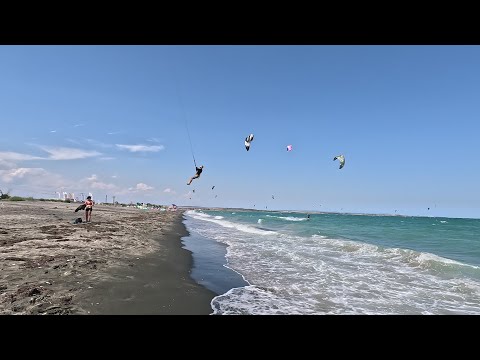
left=245, top=134, right=254, bottom=151
left=333, top=155, right=345, bottom=169
left=286, top=145, right=293, bottom=151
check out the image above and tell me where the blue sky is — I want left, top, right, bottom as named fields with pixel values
left=0, top=45, right=479, bottom=218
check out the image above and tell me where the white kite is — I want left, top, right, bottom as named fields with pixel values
left=333, top=155, right=345, bottom=169
left=245, top=134, right=254, bottom=151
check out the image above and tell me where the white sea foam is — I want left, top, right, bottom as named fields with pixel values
left=188, top=210, right=275, bottom=235
left=265, top=215, right=307, bottom=221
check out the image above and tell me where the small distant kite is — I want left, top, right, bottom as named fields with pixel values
left=215, top=195, right=218, bottom=198
left=192, top=189, right=195, bottom=193
left=272, top=195, right=275, bottom=199
left=245, top=134, right=254, bottom=151
left=286, top=145, right=293, bottom=152
left=212, top=186, right=215, bottom=190
left=333, top=155, right=345, bottom=169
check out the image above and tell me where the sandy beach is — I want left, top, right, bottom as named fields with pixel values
left=0, top=200, right=215, bottom=315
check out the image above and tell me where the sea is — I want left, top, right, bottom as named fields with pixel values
left=181, top=209, right=480, bottom=314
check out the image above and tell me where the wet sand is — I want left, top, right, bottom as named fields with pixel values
left=0, top=200, right=215, bottom=315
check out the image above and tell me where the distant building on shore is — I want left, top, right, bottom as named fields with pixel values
left=61, top=192, right=75, bottom=201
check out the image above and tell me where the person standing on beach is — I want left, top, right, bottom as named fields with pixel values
left=187, top=165, right=204, bottom=185
left=85, top=196, right=94, bottom=223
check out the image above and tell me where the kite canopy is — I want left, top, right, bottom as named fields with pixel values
left=286, top=145, right=293, bottom=151
left=333, top=155, right=345, bottom=169
left=245, top=134, right=254, bottom=151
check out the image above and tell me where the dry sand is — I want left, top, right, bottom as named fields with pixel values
left=0, top=200, right=215, bottom=315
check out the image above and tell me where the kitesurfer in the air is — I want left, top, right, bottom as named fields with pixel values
left=187, top=165, right=204, bottom=185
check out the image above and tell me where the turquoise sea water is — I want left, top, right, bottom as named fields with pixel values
left=183, top=210, right=480, bottom=314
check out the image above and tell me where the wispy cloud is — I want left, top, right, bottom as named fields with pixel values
left=87, top=174, right=98, bottom=181
left=99, top=157, right=115, bottom=161
left=147, top=137, right=161, bottom=143
left=116, top=144, right=165, bottom=153
left=163, top=188, right=176, bottom=194
left=111, top=175, right=118, bottom=179
left=129, top=183, right=154, bottom=191
left=107, top=131, right=122, bottom=135
left=39, top=146, right=102, bottom=160
left=50, top=130, right=57, bottom=133
left=66, top=138, right=82, bottom=145
left=85, top=139, right=113, bottom=149
left=73, top=124, right=84, bottom=127
left=1, top=147, right=102, bottom=162
left=0, top=151, right=44, bottom=161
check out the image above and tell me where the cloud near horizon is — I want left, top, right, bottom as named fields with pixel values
left=89, top=181, right=118, bottom=191
left=0, top=159, right=17, bottom=169
left=0, top=167, right=70, bottom=191
left=116, top=144, right=165, bottom=153
left=85, top=174, right=119, bottom=191
left=182, top=190, right=193, bottom=199
left=129, top=183, right=154, bottom=191
left=0, top=168, right=47, bottom=182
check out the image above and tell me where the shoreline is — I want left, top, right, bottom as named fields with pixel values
left=77, top=211, right=216, bottom=315
left=182, top=212, right=249, bottom=297
left=0, top=201, right=215, bottom=314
